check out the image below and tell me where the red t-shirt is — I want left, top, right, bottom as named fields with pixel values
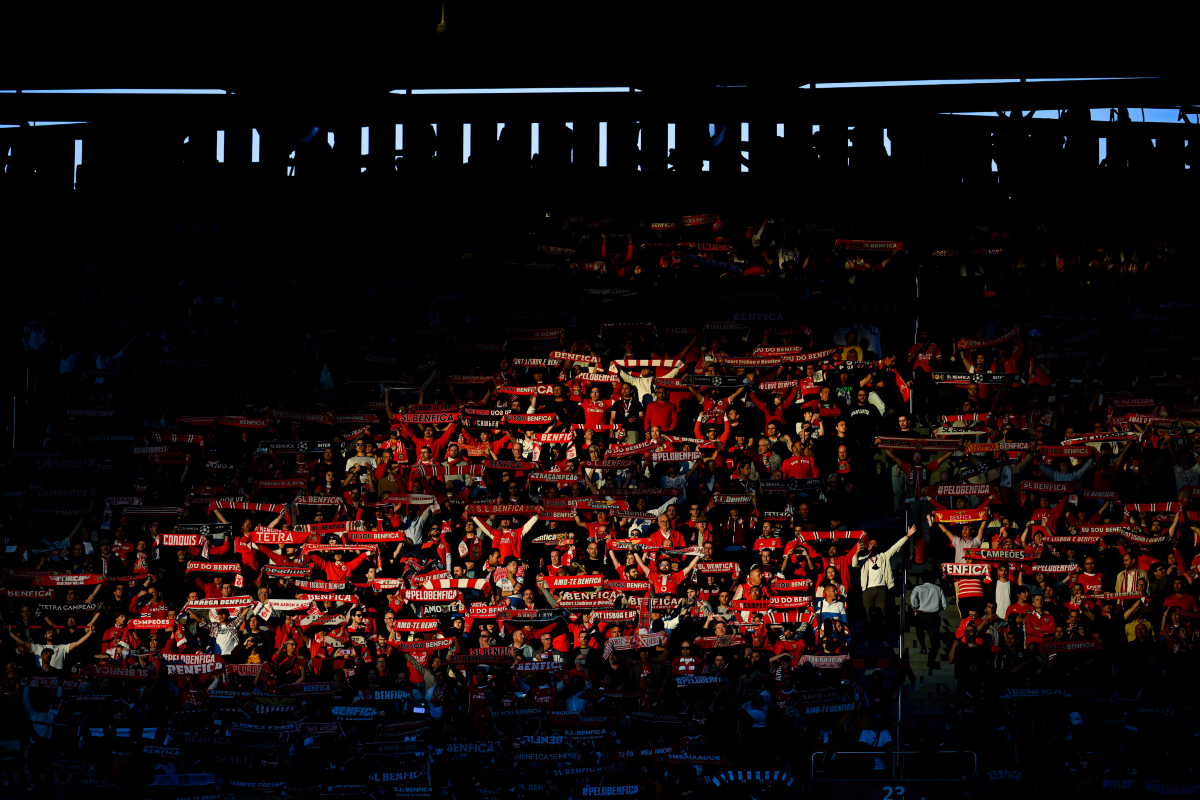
left=1006, top=602, right=1033, bottom=622
left=1091, top=465, right=1119, bottom=493
left=772, top=638, right=804, bottom=662
left=908, top=342, right=941, bottom=373
left=490, top=526, right=522, bottom=562
left=1071, top=572, right=1103, bottom=596
left=781, top=455, right=817, bottom=480
left=647, top=569, right=687, bottom=595
left=581, top=399, right=614, bottom=427
left=1164, top=594, right=1198, bottom=614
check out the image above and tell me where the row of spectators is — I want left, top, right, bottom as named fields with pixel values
left=4, top=211, right=1197, bottom=797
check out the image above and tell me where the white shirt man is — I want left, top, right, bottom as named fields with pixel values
left=858, top=724, right=893, bottom=770
left=993, top=566, right=1015, bottom=619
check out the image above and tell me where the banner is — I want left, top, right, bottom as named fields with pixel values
left=693, top=635, right=745, bottom=649
left=248, top=529, right=309, bottom=545
left=393, top=412, right=460, bottom=424
left=957, top=327, right=1019, bottom=350
left=876, top=437, right=959, bottom=452
left=466, top=503, right=541, bottom=516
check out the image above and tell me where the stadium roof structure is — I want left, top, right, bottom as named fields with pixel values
left=1, top=2, right=1191, bottom=94
left=0, top=3, right=1195, bottom=223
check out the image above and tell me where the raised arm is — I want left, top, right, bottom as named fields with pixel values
left=1167, top=506, right=1183, bottom=539
left=66, top=625, right=96, bottom=652
left=1122, top=598, right=1142, bottom=621
left=879, top=445, right=904, bottom=467
left=674, top=336, right=698, bottom=363
left=780, top=385, right=798, bottom=410
left=1113, top=439, right=1134, bottom=469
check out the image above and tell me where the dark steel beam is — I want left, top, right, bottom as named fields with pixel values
left=0, top=78, right=1190, bottom=123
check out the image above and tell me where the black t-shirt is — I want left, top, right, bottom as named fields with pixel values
left=846, top=402, right=880, bottom=443
left=614, top=396, right=643, bottom=427
left=549, top=398, right=583, bottom=426
left=575, top=556, right=606, bottom=578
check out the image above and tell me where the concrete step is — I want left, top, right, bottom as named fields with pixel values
left=909, top=662, right=954, bottom=676
left=908, top=676, right=956, bottom=690
left=906, top=652, right=952, bottom=667
left=903, top=703, right=951, bottom=713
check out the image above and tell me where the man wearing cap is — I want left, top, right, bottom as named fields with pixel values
left=679, top=503, right=712, bottom=547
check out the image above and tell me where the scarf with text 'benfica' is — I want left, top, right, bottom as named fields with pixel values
left=393, top=412, right=459, bottom=424
left=186, top=561, right=244, bottom=587
left=928, top=508, right=989, bottom=525
left=182, top=596, right=254, bottom=611
left=703, top=493, right=754, bottom=512
left=293, top=520, right=365, bottom=534
left=163, top=653, right=225, bottom=676
left=606, top=440, right=656, bottom=458
left=495, top=384, right=556, bottom=396
left=1018, top=480, right=1079, bottom=504
left=508, top=328, right=565, bottom=342
left=931, top=371, right=1015, bottom=386
left=549, top=350, right=600, bottom=365
left=942, top=563, right=991, bottom=580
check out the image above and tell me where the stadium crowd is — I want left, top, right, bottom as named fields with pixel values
left=4, top=212, right=1198, bottom=798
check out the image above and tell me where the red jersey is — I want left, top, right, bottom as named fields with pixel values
left=1071, top=572, right=1103, bottom=596
left=780, top=455, right=817, bottom=480
left=772, top=638, right=804, bottom=662
left=646, top=568, right=687, bottom=595
left=1023, top=610, right=1056, bottom=645
left=492, top=527, right=523, bottom=562
left=581, top=399, right=615, bottom=427
left=908, top=342, right=941, bottom=373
